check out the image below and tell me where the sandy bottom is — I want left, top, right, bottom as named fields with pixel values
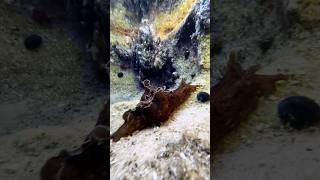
left=0, top=122, right=94, bottom=180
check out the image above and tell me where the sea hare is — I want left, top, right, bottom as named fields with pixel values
left=40, top=104, right=109, bottom=180
left=111, top=80, right=199, bottom=142
left=212, top=51, right=288, bottom=145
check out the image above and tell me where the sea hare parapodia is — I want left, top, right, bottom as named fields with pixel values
left=111, top=79, right=199, bottom=142
left=212, top=51, right=289, bottom=145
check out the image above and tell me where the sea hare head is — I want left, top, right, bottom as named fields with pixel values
left=111, top=110, right=147, bottom=142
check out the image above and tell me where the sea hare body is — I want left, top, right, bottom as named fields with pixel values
left=111, top=80, right=199, bottom=142
left=40, top=104, right=109, bottom=180
left=212, top=51, right=288, bottom=145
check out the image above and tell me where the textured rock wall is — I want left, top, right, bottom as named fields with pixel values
left=212, top=0, right=290, bottom=85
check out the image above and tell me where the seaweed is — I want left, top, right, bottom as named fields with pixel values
left=111, top=79, right=199, bottom=142
left=212, top=51, right=288, bottom=145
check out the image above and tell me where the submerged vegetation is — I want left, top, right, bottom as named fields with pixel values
left=110, top=3, right=136, bottom=46
left=199, top=34, right=210, bottom=71
left=152, top=0, right=196, bottom=39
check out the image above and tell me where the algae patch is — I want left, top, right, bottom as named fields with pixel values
left=152, top=0, right=197, bottom=39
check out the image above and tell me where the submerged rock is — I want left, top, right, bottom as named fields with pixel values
left=24, top=34, right=42, bottom=50
left=113, top=23, right=177, bottom=87
left=278, top=96, right=320, bottom=129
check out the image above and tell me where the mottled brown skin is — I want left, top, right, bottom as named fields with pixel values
left=212, top=51, right=289, bottom=145
left=40, top=141, right=108, bottom=180
left=111, top=80, right=199, bottom=142
left=40, top=154, right=65, bottom=180
left=40, top=103, right=109, bottom=180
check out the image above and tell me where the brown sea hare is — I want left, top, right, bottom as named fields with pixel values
left=111, top=80, right=199, bottom=142
left=40, top=104, right=109, bottom=180
left=212, top=51, right=288, bottom=145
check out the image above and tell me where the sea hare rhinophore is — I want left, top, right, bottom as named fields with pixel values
left=212, top=51, right=288, bottom=145
left=111, top=80, right=199, bottom=142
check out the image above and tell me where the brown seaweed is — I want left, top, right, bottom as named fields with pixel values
left=212, top=51, right=288, bottom=145
left=111, top=80, right=199, bottom=142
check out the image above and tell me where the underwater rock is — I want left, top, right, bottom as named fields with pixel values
left=24, top=34, right=42, bottom=50
left=197, top=92, right=210, bottom=102
left=122, top=0, right=180, bottom=22
left=113, top=24, right=176, bottom=87
left=212, top=0, right=289, bottom=80
left=212, top=51, right=288, bottom=145
left=112, top=0, right=211, bottom=88
left=194, top=0, right=210, bottom=34
left=111, top=80, right=199, bottom=142
left=277, top=96, right=320, bottom=129
left=112, top=44, right=132, bottom=62
left=174, top=0, right=210, bottom=44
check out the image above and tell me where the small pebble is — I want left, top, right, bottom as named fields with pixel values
left=197, top=92, right=210, bottom=102
left=306, top=147, right=313, bottom=151
left=259, top=37, right=274, bottom=54
left=24, top=34, right=42, bottom=50
left=277, top=96, right=320, bottom=129
left=117, top=72, right=124, bottom=78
